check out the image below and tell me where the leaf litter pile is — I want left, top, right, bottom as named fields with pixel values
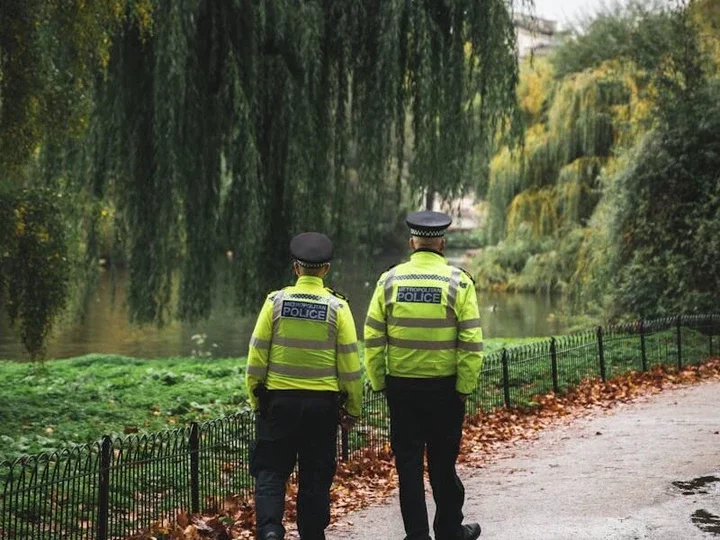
left=128, top=359, right=720, bottom=539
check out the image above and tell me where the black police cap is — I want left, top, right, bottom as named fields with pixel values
left=290, top=232, right=333, bottom=267
left=406, top=211, right=452, bottom=237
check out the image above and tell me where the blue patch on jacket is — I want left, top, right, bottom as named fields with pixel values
left=396, top=286, right=442, bottom=304
left=281, top=300, right=328, bottom=321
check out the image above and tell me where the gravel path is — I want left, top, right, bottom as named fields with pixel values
left=328, top=381, right=720, bottom=540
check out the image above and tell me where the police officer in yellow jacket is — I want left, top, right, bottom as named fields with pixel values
left=364, top=211, right=484, bottom=540
left=246, top=232, right=362, bottom=540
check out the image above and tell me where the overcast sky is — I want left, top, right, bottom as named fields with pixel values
left=533, top=0, right=608, bottom=27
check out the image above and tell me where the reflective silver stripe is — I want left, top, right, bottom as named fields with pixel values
left=387, top=337, right=457, bottom=350
left=326, top=297, right=340, bottom=344
left=365, top=336, right=388, bottom=348
left=250, top=336, right=271, bottom=349
left=458, top=318, right=482, bottom=330
left=365, top=316, right=386, bottom=332
left=387, top=315, right=456, bottom=328
left=246, top=364, right=268, bottom=378
left=457, top=340, right=484, bottom=352
left=337, top=370, right=362, bottom=381
left=384, top=268, right=397, bottom=306
left=272, top=291, right=286, bottom=332
left=447, top=268, right=461, bottom=311
left=268, top=363, right=337, bottom=378
left=273, top=337, right=335, bottom=350
left=337, top=343, right=358, bottom=354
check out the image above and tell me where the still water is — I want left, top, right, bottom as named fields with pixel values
left=0, top=250, right=567, bottom=360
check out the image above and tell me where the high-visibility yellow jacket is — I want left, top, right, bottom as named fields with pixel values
left=364, top=250, right=484, bottom=395
left=245, top=275, right=363, bottom=417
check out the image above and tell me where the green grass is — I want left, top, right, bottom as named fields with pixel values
left=0, top=338, right=533, bottom=462
left=0, top=355, right=249, bottom=462
left=6, top=329, right=710, bottom=464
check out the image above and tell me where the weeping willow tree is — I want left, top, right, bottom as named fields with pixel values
left=0, top=0, right=153, bottom=358
left=2, top=0, right=526, bottom=355
left=485, top=58, right=648, bottom=245
left=0, top=1, right=153, bottom=181
left=475, top=0, right=720, bottom=319
left=485, top=0, right=713, bottom=250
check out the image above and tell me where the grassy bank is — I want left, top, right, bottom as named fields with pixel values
left=0, top=338, right=537, bottom=462
left=0, top=355, right=247, bottom=463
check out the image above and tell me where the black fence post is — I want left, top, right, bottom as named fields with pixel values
left=501, top=348, right=511, bottom=408
left=550, top=337, right=559, bottom=394
left=97, top=435, right=111, bottom=540
left=710, top=333, right=714, bottom=358
left=190, top=422, right=200, bottom=514
left=341, top=427, right=350, bottom=462
left=676, top=316, right=683, bottom=370
left=640, top=320, right=647, bottom=372
left=597, top=327, right=606, bottom=382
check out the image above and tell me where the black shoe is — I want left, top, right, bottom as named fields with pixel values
left=461, top=523, right=481, bottom=540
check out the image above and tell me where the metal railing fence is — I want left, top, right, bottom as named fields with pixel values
left=2, top=314, right=718, bottom=539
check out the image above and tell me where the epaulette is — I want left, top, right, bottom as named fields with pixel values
left=268, top=286, right=289, bottom=301
left=459, top=267, right=476, bottom=285
left=375, top=263, right=399, bottom=284
left=326, top=287, right=349, bottom=301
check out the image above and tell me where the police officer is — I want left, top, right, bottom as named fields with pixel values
left=364, top=211, right=484, bottom=540
left=246, top=232, right=362, bottom=540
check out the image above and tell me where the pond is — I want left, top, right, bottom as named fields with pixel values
left=0, top=249, right=568, bottom=360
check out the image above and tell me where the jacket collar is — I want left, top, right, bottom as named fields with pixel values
left=410, top=250, right=447, bottom=264
left=295, top=275, right=325, bottom=288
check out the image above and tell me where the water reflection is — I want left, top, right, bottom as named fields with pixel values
left=477, top=291, right=565, bottom=338
left=0, top=251, right=567, bottom=360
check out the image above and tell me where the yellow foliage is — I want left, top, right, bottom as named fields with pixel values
left=518, top=57, right=554, bottom=120
left=693, top=0, right=720, bottom=71
left=610, top=65, right=655, bottom=147
left=14, top=206, right=27, bottom=236
left=557, top=156, right=605, bottom=186
left=506, top=188, right=558, bottom=238
left=556, top=180, right=590, bottom=227
left=489, top=56, right=662, bottom=241
left=132, top=0, right=155, bottom=35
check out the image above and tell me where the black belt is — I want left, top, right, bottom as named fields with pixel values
left=267, top=389, right=339, bottom=400
left=386, top=375, right=456, bottom=391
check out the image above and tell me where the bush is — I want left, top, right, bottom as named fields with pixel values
left=607, top=81, right=720, bottom=318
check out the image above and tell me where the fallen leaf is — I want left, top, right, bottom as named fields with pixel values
left=124, top=358, right=720, bottom=540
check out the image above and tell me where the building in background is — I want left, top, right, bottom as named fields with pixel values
left=514, top=14, right=565, bottom=58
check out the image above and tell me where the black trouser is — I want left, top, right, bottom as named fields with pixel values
left=386, top=375, right=466, bottom=540
left=250, top=390, right=339, bottom=540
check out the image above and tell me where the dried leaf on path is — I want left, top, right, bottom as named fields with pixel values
left=127, top=359, right=720, bottom=539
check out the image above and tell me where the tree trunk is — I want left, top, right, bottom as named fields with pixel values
left=425, top=189, right=435, bottom=211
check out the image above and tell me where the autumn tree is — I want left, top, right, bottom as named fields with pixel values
left=474, top=0, right=720, bottom=320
